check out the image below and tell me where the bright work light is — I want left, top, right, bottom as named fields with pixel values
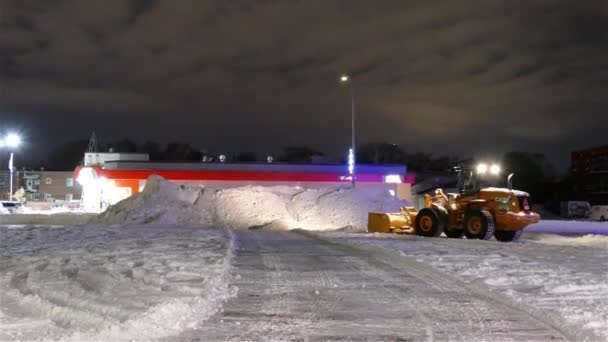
left=476, top=163, right=488, bottom=174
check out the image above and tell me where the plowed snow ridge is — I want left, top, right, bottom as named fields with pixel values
left=92, top=175, right=407, bottom=231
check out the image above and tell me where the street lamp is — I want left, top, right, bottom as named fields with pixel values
left=340, top=74, right=356, bottom=187
left=1, top=133, right=21, bottom=201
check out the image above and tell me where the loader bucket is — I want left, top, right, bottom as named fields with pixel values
left=368, top=207, right=417, bottom=234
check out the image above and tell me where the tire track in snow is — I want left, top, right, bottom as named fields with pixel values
left=305, top=231, right=590, bottom=341
left=175, top=229, right=574, bottom=341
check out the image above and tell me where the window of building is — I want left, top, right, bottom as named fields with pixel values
left=66, top=177, right=74, bottom=187
left=44, top=193, right=52, bottom=201
left=66, top=193, right=73, bottom=201
left=46, top=177, right=52, bottom=185
left=34, top=179, right=40, bottom=185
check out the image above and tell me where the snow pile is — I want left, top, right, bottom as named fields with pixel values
left=0, top=225, right=235, bottom=341
left=93, top=175, right=407, bottom=231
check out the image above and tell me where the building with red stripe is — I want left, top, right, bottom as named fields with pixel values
left=75, top=153, right=414, bottom=212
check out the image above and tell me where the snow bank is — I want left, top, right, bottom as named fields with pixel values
left=0, top=225, right=235, bottom=341
left=92, top=175, right=408, bottom=231
left=0, top=213, right=95, bottom=225
left=525, top=220, right=608, bottom=235
left=525, top=233, right=608, bottom=248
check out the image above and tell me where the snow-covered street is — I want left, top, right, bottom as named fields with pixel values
left=2, top=223, right=605, bottom=341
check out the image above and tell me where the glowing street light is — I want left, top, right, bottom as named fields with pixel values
left=4, top=133, right=21, bottom=148
left=340, top=74, right=356, bottom=187
left=0, top=133, right=22, bottom=201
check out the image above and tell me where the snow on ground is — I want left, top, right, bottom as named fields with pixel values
left=0, top=224, right=235, bottom=341
left=317, top=231, right=608, bottom=340
left=526, top=219, right=608, bottom=235
left=92, top=175, right=407, bottom=231
left=0, top=213, right=95, bottom=226
left=525, top=233, right=608, bottom=248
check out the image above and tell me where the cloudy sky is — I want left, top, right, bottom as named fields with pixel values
left=1, top=0, right=607, bottom=170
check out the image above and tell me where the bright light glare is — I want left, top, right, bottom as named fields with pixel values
left=476, top=163, right=488, bottom=174
left=347, top=148, right=355, bottom=175
left=384, top=174, right=402, bottom=183
left=490, top=164, right=501, bottom=175
left=4, top=133, right=21, bottom=148
left=0, top=140, right=4, bottom=148
left=76, top=167, right=97, bottom=186
left=340, top=74, right=349, bottom=82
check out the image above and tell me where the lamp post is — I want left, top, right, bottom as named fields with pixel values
left=340, top=74, right=356, bottom=187
left=1, top=133, right=21, bottom=201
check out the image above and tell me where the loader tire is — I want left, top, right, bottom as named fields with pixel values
left=464, top=210, right=495, bottom=240
left=415, top=208, right=444, bottom=237
left=494, top=229, right=523, bottom=242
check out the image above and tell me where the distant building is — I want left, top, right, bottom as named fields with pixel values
left=571, top=145, right=608, bottom=204
left=17, top=170, right=82, bottom=203
left=37, top=171, right=82, bottom=202
left=22, top=171, right=41, bottom=200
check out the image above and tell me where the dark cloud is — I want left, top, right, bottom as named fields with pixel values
left=0, top=0, right=607, bottom=169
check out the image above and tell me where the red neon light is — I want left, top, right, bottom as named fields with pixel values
left=75, top=166, right=414, bottom=184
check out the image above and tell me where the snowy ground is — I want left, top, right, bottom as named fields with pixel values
left=1, top=178, right=606, bottom=340
left=0, top=224, right=235, bottom=341
left=317, top=231, right=608, bottom=340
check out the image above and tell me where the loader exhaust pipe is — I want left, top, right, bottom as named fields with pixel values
left=508, top=173, right=514, bottom=190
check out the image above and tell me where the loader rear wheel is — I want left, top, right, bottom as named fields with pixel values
left=464, top=210, right=495, bottom=240
left=415, top=208, right=444, bottom=237
left=494, top=230, right=524, bottom=242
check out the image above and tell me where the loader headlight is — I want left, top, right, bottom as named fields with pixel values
left=476, top=163, right=488, bottom=174
left=476, top=162, right=501, bottom=175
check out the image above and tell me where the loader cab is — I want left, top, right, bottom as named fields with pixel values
left=457, top=168, right=481, bottom=197
left=456, top=162, right=503, bottom=197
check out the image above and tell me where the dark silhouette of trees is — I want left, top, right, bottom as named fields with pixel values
left=234, top=152, right=257, bottom=162
left=502, top=152, right=555, bottom=201
left=106, top=139, right=137, bottom=153
left=163, top=143, right=202, bottom=161
left=357, top=142, right=457, bottom=172
left=139, top=141, right=163, bottom=160
left=279, top=146, right=324, bottom=163
left=46, top=140, right=90, bottom=170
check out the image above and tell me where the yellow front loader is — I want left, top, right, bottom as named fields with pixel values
left=368, top=163, right=540, bottom=242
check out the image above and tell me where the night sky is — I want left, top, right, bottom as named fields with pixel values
left=1, top=1, right=607, bottom=170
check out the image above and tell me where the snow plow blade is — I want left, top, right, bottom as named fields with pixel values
left=368, top=207, right=418, bottom=234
